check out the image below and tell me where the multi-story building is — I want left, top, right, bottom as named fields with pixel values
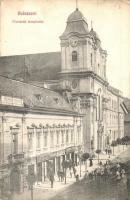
left=58, top=8, right=125, bottom=152
left=124, top=98, right=130, bottom=137
left=0, top=76, right=83, bottom=193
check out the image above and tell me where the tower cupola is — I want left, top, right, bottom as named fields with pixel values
left=60, top=8, right=89, bottom=39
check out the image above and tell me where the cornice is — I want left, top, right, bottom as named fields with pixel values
left=0, top=104, right=78, bottom=117
left=59, top=70, right=108, bottom=86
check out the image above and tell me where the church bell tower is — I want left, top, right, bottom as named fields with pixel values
left=59, top=8, right=107, bottom=153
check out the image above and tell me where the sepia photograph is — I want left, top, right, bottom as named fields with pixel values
left=0, top=0, right=130, bottom=199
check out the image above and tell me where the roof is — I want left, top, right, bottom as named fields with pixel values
left=124, top=98, right=130, bottom=112
left=125, top=114, right=130, bottom=122
left=124, top=98, right=130, bottom=122
left=67, top=8, right=86, bottom=22
left=90, top=28, right=100, bottom=41
left=0, top=76, right=75, bottom=114
left=60, top=8, right=89, bottom=39
left=108, top=85, right=123, bottom=97
left=0, top=52, right=61, bottom=81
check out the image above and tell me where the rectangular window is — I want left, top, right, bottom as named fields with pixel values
left=44, top=132, right=47, bottom=147
left=71, top=130, right=73, bottom=142
left=36, top=132, right=41, bottom=149
left=28, top=133, right=33, bottom=150
left=13, top=133, right=18, bottom=154
left=91, top=53, right=93, bottom=67
left=56, top=131, right=59, bottom=144
left=61, top=131, right=64, bottom=144
left=66, top=130, right=69, bottom=143
left=50, top=132, right=54, bottom=147
left=72, top=51, right=77, bottom=62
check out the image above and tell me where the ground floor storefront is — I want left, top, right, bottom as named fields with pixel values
left=0, top=146, right=81, bottom=198
left=25, top=147, right=79, bottom=186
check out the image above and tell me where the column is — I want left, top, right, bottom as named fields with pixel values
left=33, top=127, right=36, bottom=155
left=64, top=125, right=66, bottom=148
left=22, top=115, right=26, bottom=153
left=42, top=161, right=46, bottom=182
left=40, top=125, right=44, bottom=153
left=73, top=117, right=77, bottom=146
left=48, top=126, right=51, bottom=151
left=2, top=115, right=6, bottom=162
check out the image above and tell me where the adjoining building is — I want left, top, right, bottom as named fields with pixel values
left=0, top=7, right=126, bottom=194
left=0, top=76, right=83, bottom=193
left=124, top=98, right=130, bottom=137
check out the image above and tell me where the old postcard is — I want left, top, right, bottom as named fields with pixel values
left=0, top=0, right=130, bottom=200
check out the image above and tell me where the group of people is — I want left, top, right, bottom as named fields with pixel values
left=57, top=165, right=77, bottom=182
left=84, top=160, right=127, bottom=185
left=49, top=156, right=129, bottom=190
left=105, top=146, right=112, bottom=157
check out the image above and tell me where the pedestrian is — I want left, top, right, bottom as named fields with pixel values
left=73, top=166, right=76, bottom=177
left=126, top=177, right=130, bottom=199
left=88, top=172, right=93, bottom=181
left=70, top=169, right=72, bottom=178
left=105, top=147, right=108, bottom=155
left=49, top=174, right=54, bottom=188
left=89, top=159, right=93, bottom=167
left=96, top=168, right=101, bottom=183
left=104, top=167, right=108, bottom=182
left=75, top=174, right=79, bottom=182
left=121, top=168, right=125, bottom=179
left=94, top=169, right=97, bottom=181
left=84, top=170, right=89, bottom=180
left=116, top=163, right=121, bottom=170
left=116, top=170, right=121, bottom=182
left=100, top=168, right=104, bottom=182
left=99, top=161, right=102, bottom=166
left=57, top=170, right=64, bottom=182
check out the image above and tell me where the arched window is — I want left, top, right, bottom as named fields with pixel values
left=72, top=51, right=77, bottom=61
left=96, top=89, right=103, bottom=121
left=91, top=53, right=93, bottom=66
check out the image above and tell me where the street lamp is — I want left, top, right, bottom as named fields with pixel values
left=10, top=125, right=20, bottom=155
left=63, top=149, right=67, bottom=184
left=78, top=146, right=82, bottom=177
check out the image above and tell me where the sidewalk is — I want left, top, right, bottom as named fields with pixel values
left=11, top=145, right=129, bottom=200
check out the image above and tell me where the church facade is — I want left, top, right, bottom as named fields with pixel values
left=56, top=8, right=125, bottom=152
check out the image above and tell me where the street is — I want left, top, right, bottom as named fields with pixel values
left=10, top=146, right=130, bottom=200
left=49, top=173, right=128, bottom=200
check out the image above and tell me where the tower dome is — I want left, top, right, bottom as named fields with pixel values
left=60, top=8, right=89, bottom=39
left=90, top=28, right=101, bottom=47
left=67, top=8, right=86, bottom=22
left=90, top=28, right=100, bottom=41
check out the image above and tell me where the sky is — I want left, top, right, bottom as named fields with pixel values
left=0, top=0, right=130, bottom=97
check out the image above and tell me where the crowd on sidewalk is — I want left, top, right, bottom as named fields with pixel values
left=40, top=145, right=129, bottom=189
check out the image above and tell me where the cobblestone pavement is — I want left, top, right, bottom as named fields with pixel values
left=8, top=146, right=130, bottom=200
